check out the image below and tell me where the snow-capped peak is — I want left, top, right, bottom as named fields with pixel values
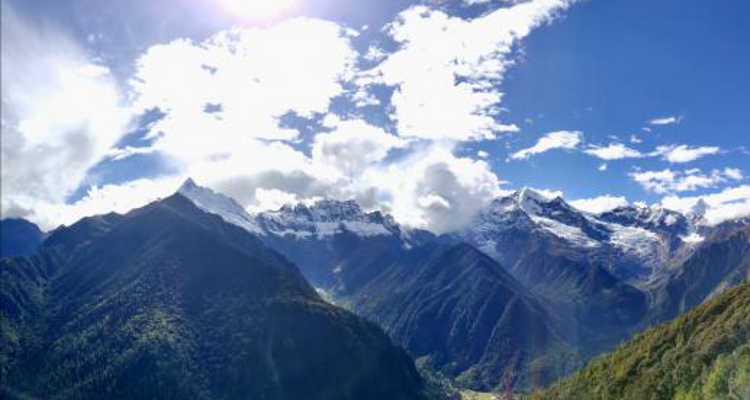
left=257, top=199, right=404, bottom=239
left=177, top=178, right=263, bottom=234
left=515, top=187, right=555, bottom=214
left=176, top=179, right=421, bottom=242
left=688, top=199, right=710, bottom=222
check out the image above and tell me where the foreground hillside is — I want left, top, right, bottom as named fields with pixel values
left=0, top=194, right=436, bottom=400
left=529, top=282, right=750, bottom=400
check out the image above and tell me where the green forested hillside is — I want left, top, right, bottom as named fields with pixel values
left=529, top=282, right=750, bottom=400
left=349, top=243, right=581, bottom=391
left=0, top=194, right=436, bottom=400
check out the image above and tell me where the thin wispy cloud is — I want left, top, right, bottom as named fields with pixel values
left=510, top=130, right=583, bottom=160
left=583, top=142, right=643, bottom=160
left=652, top=144, right=721, bottom=163
left=1, top=1, right=130, bottom=223
left=649, top=115, right=683, bottom=126
left=662, top=185, right=750, bottom=225
left=570, top=195, right=628, bottom=214
left=630, top=168, right=742, bottom=194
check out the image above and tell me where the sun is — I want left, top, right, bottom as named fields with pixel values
left=218, top=0, right=299, bottom=19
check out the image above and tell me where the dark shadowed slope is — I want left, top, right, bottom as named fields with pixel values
left=649, top=225, right=750, bottom=325
left=0, top=193, right=434, bottom=400
left=0, top=218, right=44, bottom=258
left=530, top=282, right=750, bottom=400
left=349, top=243, right=581, bottom=392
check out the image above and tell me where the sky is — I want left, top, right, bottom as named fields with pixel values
left=1, top=0, right=749, bottom=232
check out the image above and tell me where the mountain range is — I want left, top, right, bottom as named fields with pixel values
left=1, top=178, right=748, bottom=396
left=172, top=179, right=750, bottom=390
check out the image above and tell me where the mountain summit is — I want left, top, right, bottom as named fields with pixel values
left=0, top=192, right=434, bottom=400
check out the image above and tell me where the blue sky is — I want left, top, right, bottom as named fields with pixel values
left=2, top=0, right=749, bottom=231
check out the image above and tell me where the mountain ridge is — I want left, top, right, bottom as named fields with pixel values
left=0, top=192, right=436, bottom=400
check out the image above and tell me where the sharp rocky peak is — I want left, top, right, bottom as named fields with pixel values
left=175, top=178, right=263, bottom=234
left=688, top=199, right=710, bottom=222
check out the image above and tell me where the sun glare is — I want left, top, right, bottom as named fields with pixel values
left=218, top=0, right=299, bottom=19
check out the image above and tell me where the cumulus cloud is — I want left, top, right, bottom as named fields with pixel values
left=723, top=167, right=743, bottom=181
left=649, top=115, right=683, bottom=126
left=510, top=130, right=582, bottom=160
left=583, top=142, right=643, bottom=160
left=630, top=168, right=742, bottom=194
left=119, top=18, right=365, bottom=214
left=1, top=2, right=130, bottom=220
left=570, top=195, right=628, bottom=214
left=2, top=1, right=584, bottom=234
left=16, top=177, right=182, bottom=230
left=370, top=0, right=578, bottom=141
left=364, top=144, right=507, bottom=233
left=132, top=18, right=357, bottom=157
left=661, top=185, right=750, bottom=226
left=652, top=144, right=721, bottom=163
left=312, top=118, right=404, bottom=177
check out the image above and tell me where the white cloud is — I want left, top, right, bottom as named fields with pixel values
left=630, top=168, right=742, bottom=194
left=629, top=134, right=642, bottom=144
left=649, top=115, right=683, bottom=126
left=598, top=163, right=608, bottom=171
left=250, top=188, right=301, bottom=213
left=661, top=185, right=750, bottom=226
left=1, top=2, right=130, bottom=220
left=570, top=195, right=628, bottom=214
left=14, top=177, right=182, bottom=230
left=312, top=118, right=404, bottom=177
left=2, top=2, right=580, bottom=235
left=583, top=142, right=643, bottom=160
left=527, top=187, right=564, bottom=199
left=117, top=18, right=366, bottom=217
left=131, top=18, right=357, bottom=159
left=510, top=130, right=582, bottom=160
left=652, top=144, right=721, bottom=163
left=371, top=0, right=578, bottom=141
left=365, top=143, right=507, bottom=233
left=477, top=150, right=489, bottom=159
left=723, top=167, right=743, bottom=181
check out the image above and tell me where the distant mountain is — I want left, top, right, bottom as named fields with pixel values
left=530, top=282, right=750, bottom=400
left=178, top=179, right=436, bottom=289
left=0, top=218, right=44, bottom=257
left=648, top=224, right=750, bottom=324
left=457, top=190, right=653, bottom=349
left=177, top=180, right=583, bottom=391
left=348, top=242, right=581, bottom=391
left=0, top=193, right=435, bottom=400
left=172, top=180, right=749, bottom=392
left=460, top=188, right=694, bottom=284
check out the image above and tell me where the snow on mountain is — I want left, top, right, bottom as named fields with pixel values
left=177, top=178, right=264, bottom=235
left=255, top=200, right=404, bottom=240
left=175, top=179, right=736, bottom=283
left=459, top=189, right=700, bottom=281
left=687, top=198, right=709, bottom=223
left=176, top=178, right=418, bottom=243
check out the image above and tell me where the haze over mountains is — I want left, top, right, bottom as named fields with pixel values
left=1, top=179, right=748, bottom=397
